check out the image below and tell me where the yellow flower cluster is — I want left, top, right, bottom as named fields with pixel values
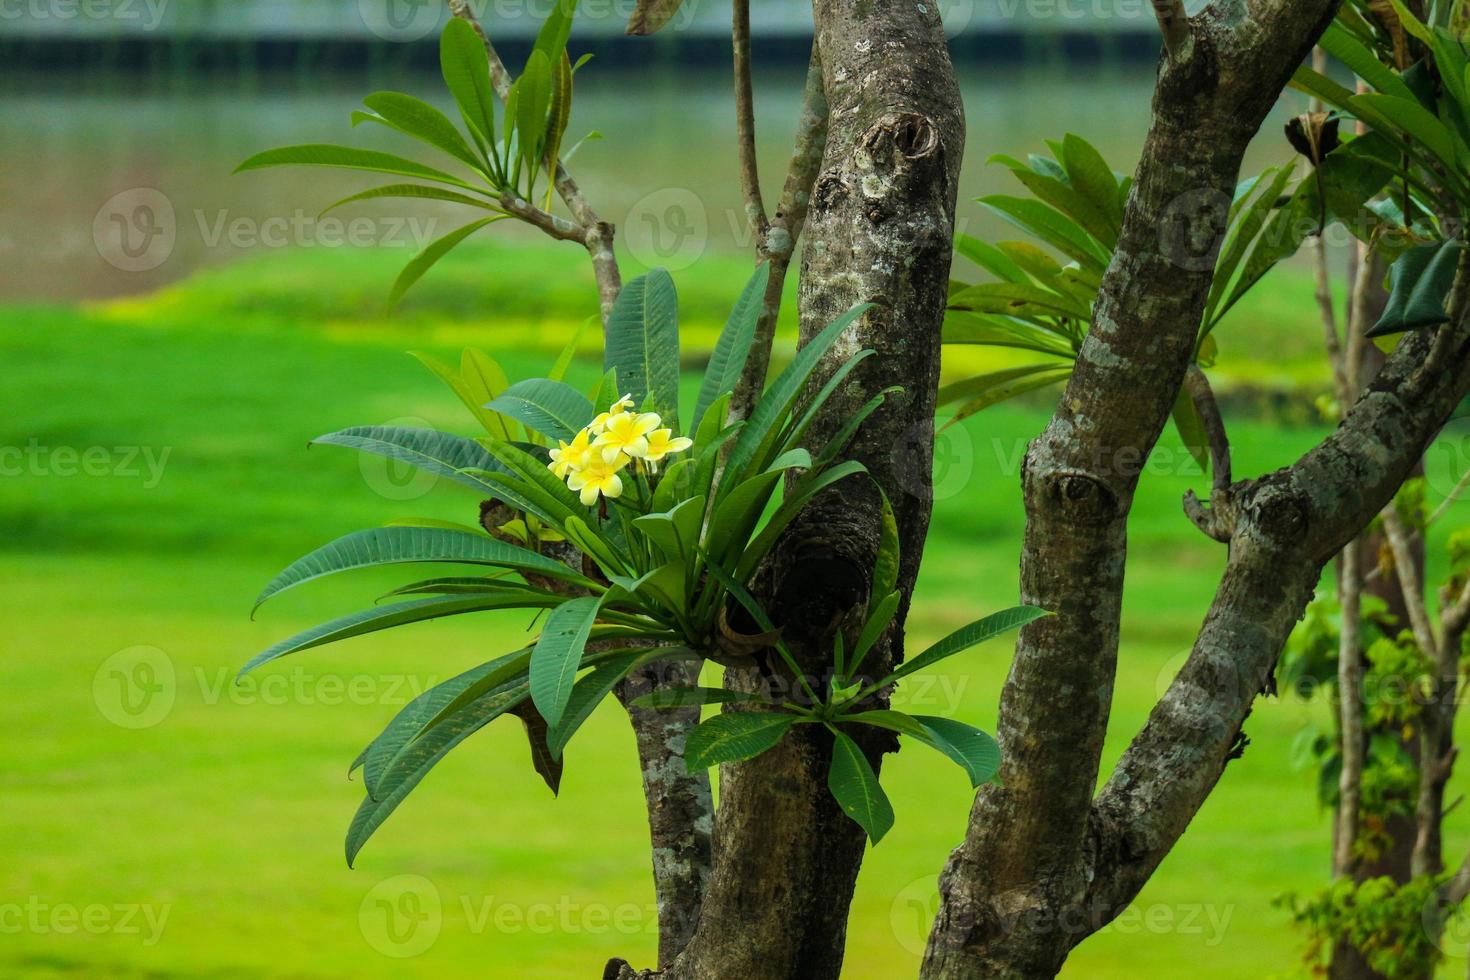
left=547, top=394, right=694, bottom=506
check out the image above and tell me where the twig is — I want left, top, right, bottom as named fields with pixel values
left=1430, top=465, right=1470, bottom=526
left=1336, top=537, right=1366, bottom=877
left=1152, top=0, right=1192, bottom=59
left=1184, top=364, right=1232, bottom=493
left=1381, top=506, right=1441, bottom=656
left=1181, top=365, right=1236, bottom=541
left=733, top=0, right=767, bottom=238
left=729, top=44, right=829, bottom=424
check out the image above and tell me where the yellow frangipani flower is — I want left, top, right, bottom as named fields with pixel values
left=547, top=428, right=594, bottom=479
left=567, top=453, right=628, bottom=506
left=641, top=428, right=693, bottom=467
left=588, top=394, right=635, bottom=434
left=594, top=411, right=661, bottom=463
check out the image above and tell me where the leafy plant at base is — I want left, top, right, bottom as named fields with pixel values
left=234, top=10, right=591, bottom=309
left=248, top=262, right=1046, bottom=856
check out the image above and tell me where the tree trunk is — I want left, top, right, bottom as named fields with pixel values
left=609, top=2, right=963, bottom=977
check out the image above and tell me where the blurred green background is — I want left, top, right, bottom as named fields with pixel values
left=8, top=14, right=1470, bottom=979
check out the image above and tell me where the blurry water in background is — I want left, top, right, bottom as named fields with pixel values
left=1, top=59, right=1173, bottom=302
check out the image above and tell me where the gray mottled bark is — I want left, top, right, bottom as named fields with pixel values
left=922, top=3, right=1349, bottom=977
left=608, top=2, right=963, bottom=978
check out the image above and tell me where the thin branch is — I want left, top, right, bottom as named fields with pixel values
left=498, top=193, right=586, bottom=243
left=1184, top=364, right=1232, bottom=493
left=1430, top=465, right=1470, bottom=526
left=729, top=43, right=829, bottom=424
left=1181, top=365, right=1236, bottom=541
left=1381, top=507, right=1441, bottom=656
left=733, top=0, right=768, bottom=238
left=1152, top=0, right=1192, bottom=59
left=1336, top=537, right=1366, bottom=877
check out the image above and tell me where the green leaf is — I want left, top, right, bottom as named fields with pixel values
left=605, top=270, right=681, bottom=425
left=872, top=490, right=900, bottom=606
left=827, top=730, right=894, bottom=843
left=723, top=303, right=869, bottom=484
left=1319, top=22, right=1417, bottom=102
left=408, top=349, right=517, bottom=442
left=310, top=425, right=502, bottom=494
left=361, top=648, right=529, bottom=797
left=440, top=17, right=499, bottom=162
left=389, top=216, right=505, bottom=310
left=1204, top=163, right=1297, bottom=326
left=1171, top=386, right=1210, bottom=473
left=849, top=591, right=901, bottom=678
left=346, top=682, right=526, bottom=866
left=484, top=378, right=595, bottom=442
left=1352, top=93, right=1461, bottom=171
left=1059, top=133, right=1122, bottom=237
left=529, top=596, right=602, bottom=728
left=319, top=183, right=495, bottom=219
left=516, top=49, right=554, bottom=181
left=235, top=144, right=481, bottom=193
left=630, top=686, right=773, bottom=709
left=693, top=262, right=769, bottom=432
left=1369, top=240, right=1466, bottom=337
left=685, top=711, right=800, bottom=770
left=360, top=91, right=486, bottom=173
left=255, top=525, right=582, bottom=611
left=937, top=363, right=1072, bottom=412
left=882, top=605, right=1050, bottom=686
left=542, top=52, right=574, bottom=185
left=510, top=700, right=564, bottom=794
left=244, top=595, right=548, bottom=677
left=979, top=195, right=1110, bottom=272
left=910, top=715, right=1001, bottom=788
left=546, top=649, right=647, bottom=758
left=733, top=461, right=868, bottom=581
left=995, top=164, right=1116, bottom=252
left=632, top=494, right=706, bottom=566
left=949, top=281, right=1091, bottom=322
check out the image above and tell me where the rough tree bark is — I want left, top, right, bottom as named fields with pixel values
left=609, top=1, right=963, bottom=977
left=922, top=3, right=1411, bottom=977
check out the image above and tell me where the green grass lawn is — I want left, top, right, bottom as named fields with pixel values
left=6, top=239, right=1470, bottom=978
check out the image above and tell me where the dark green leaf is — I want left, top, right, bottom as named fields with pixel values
left=685, top=711, right=799, bottom=770
left=827, top=729, right=894, bottom=843
left=1370, top=240, right=1466, bottom=336
left=530, top=596, right=602, bottom=728
left=389, top=216, right=504, bottom=310
left=605, top=270, right=681, bottom=424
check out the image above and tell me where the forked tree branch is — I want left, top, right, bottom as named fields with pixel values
left=1089, top=254, right=1470, bottom=920
left=923, top=4, right=1358, bottom=974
